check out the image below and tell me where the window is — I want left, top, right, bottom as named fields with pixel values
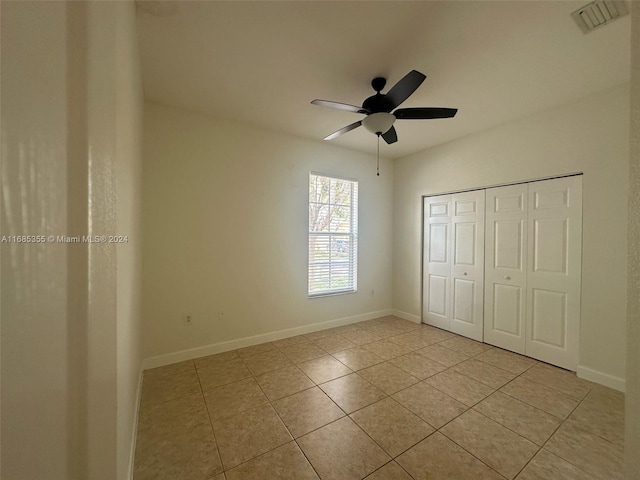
left=308, top=173, right=358, bottom=297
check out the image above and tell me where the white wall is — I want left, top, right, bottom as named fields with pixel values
left=1, top=2, right=143, bottom=479
left=1, top=2, right=72, bottom=477
left=393, top=85, right=630, bottom=389
left=142, top=102, right=393, bottom=361
left=115, top=2, right=144, bottom=479
left=625, top=2, right=640, bottom=477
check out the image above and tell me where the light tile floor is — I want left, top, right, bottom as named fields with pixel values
left=133, top=316, right=625, bottom=480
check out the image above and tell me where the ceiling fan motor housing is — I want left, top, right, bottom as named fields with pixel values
left=362, top=93, right=394, bottom=113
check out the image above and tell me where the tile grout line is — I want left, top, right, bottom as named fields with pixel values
left=433, top=429, right=510, bottom=480
left=302, top=330, right=503, bottom=478
left=209, top=326, right=519, bottom=477
left=223, top=323, right=422, bottom=478
left=411, top=353, right=548, bottom=479
left=511, top=397, right=582, bottom=479
left=194, top=359, right=226, bottom=478
left=448, top=357, right=595, bottom=480
left=137, top=319, right=606, bottom=480
left=522, top=387, right=616, bottom=480
left=373, top=335, right=604, bottom=479
left=232, top=339, right=335, bottom=478
left=417, top=373, right=508, bottom=478
left=212, top=354, right=305, bottom=475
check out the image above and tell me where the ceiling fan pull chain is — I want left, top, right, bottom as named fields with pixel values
left=377, top=134, right=380, bottom=176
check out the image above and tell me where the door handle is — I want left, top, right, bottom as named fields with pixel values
left=504, top=275, right=511, bottom=280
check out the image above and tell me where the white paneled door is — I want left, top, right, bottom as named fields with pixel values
left=423, top=195, right=452, bottom=331
left=450, top=191, right=485, bottom=341
left=483, top=176, right=582, bottom=370
left=423, top=191, right=485, bottom=341
left=526, top=176, right=582, bottom=370
left=484, top=184, right=528, bottom=353
left=424, top=175, right=582, bottom=371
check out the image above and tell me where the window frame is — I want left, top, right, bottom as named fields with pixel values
left=308, top=172, right=359, bottom=298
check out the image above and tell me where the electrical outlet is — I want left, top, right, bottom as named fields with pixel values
left=218, top=310, right=224, bottom=320
left=184, top=314, right=192, bottom=326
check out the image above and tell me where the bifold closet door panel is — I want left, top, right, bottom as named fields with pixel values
left=526, top=176, right=582, bottom=371
left=484, top=184, right=528, bottom=354
left=423, top=195, right=452, bottom=330
left=449, top=190, right=485, bottom=342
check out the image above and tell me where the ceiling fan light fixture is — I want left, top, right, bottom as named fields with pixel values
left=312, top=70, right=456, bottom=148
left=362, top=112, right=396, bottom=135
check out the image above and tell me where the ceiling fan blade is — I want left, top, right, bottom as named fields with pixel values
left=381, top=126, right=398, bottom=144
left=394, top=107, right=458, bottom=120
left=311, top=99, right=369, bottom=114
left=324, top=120, right=362, bottom=141
left=385, top=70, right=426, bottom=109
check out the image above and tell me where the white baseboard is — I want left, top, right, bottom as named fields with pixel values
left=577, top=365, right=626, bottom=392
left=128, top=367, right=143, bottom=479
left=392, top=309, right=421, bottom=324
left=141, top=309, right=394, bottom=371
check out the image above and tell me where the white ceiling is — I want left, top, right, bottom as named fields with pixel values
left=136, top=1, right=630, bottom=159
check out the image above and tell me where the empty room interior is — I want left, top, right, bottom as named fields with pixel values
left=2, top=1, right=640, bottom=479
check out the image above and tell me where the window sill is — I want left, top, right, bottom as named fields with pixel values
left=308, top=289, right=357, bottom=299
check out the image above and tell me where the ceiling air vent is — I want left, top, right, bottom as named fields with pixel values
left=571, top=1, right=628, bottom=33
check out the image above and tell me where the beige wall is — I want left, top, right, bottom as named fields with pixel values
left=142, top=102, right=393, bottom=361
left=625, top=2, right=640, bottom=477
left=393, top=85, right=630, bottom=389
left=1, top=2, right=72, bottom=477
left=1, top=2, right=143, bottom=479
left=115, top=2, right=144, bottom=479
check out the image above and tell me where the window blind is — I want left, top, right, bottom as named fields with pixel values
left=308, top=173, right=358, bottom=297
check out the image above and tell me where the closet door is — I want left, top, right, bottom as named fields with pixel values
left=526, top=176, right=582, bottom=370
left=484, top=184, right=528, bottom=353
left=449, top=191, right=485, bottom=341
left=423, top=195, right=452, bottom=330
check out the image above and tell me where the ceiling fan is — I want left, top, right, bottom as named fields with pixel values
left=311, top=70, right=457, bottom=145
